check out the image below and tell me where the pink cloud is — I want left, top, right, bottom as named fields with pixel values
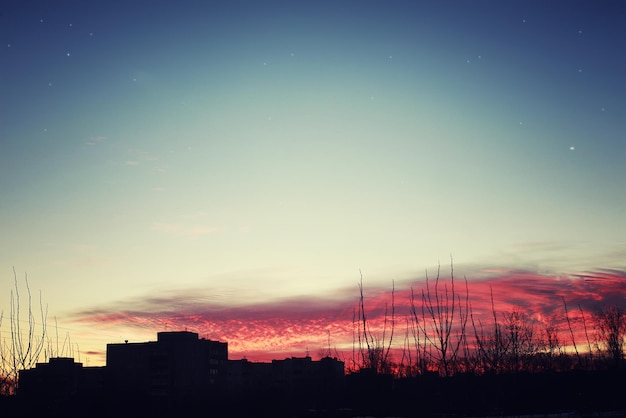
left=69, top=267, right=626, bottom=363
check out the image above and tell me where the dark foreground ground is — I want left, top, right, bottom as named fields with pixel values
left=3, top=369, right=626, bottom=417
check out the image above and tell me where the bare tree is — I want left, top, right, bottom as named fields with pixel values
left=544, top=324, right=561, bottom=356
left=471, top=287, right=507, bottom=374
left=593, top=305, right=626, bottom=368
left=350, top=306, right=358, bottom=373
left=578, top=304, right=594, bottom=369
left=409, top=288, right=430, bottom=375
left=561, top=297, right=580, bottom=366
left=502, top=309, right=538, bottom=372
left=412, top=259, right=469, bottom=377
left=0, top=269, right=48, bottom=395
left=537, top=320, right=563, bottom=371
left=356, top=272, right=395, bottom=374
left=399, top=316, right=417, bottom=377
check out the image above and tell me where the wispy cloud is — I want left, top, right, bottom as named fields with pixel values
left=85, top=136, right=106, bottom=146
left=70, top=288, right=354, bottom=360
left=150, top=222, right=183, bottom=234
left=68, top=267, right=626, bottom=362
left=128, top=148, right=159, bottom=161
left=150, top=221, right=223, bottom=238
left=52, top=244, right=113, bottom=269
left=150, top=212, right=225, bottom=238
left=123, top=149, right=160, bottom=167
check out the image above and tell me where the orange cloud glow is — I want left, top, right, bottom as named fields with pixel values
left=69, top=268, right=626, bottom=364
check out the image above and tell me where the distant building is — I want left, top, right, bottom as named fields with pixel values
left=18, top=357, right=104, bottom=400
left=228, top=356, right=345, bottom=401
left=106, top=331, right=228, bottom=404
left=227, top=356, right=345, bottom=414
left=271, top=355, right=345, bottom=394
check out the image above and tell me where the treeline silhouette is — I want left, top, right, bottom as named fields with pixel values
left=338, top=263, right=626, bottom=416
left=1, top=266, right=625, bottom=417
left=349, top=262, right=626, bottom=377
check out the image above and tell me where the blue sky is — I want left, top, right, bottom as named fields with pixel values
left=1, top=0, right=625, bottom=364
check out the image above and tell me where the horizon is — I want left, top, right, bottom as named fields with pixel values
left=1, top=0, right=625, bottom=368
left=5, top=263, right=626, bottom=367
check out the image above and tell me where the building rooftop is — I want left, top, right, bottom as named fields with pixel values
left=157, top=330, right=199, bottom=342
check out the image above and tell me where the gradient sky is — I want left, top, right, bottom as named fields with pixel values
left=1, top=1, right=625, bottom=366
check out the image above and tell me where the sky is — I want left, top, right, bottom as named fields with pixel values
left=1, top=1, right=625, bottom=366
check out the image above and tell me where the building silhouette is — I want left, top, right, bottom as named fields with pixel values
left=18, top=357, right=104, bottom=400
left=107, top=331, right=228, bottom=401
left=228, top=356, right=345, bottom=414
left=16, top=331, right=345, bottom=417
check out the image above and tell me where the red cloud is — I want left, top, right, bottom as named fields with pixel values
left=69, top=267, right=626, bottom=363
